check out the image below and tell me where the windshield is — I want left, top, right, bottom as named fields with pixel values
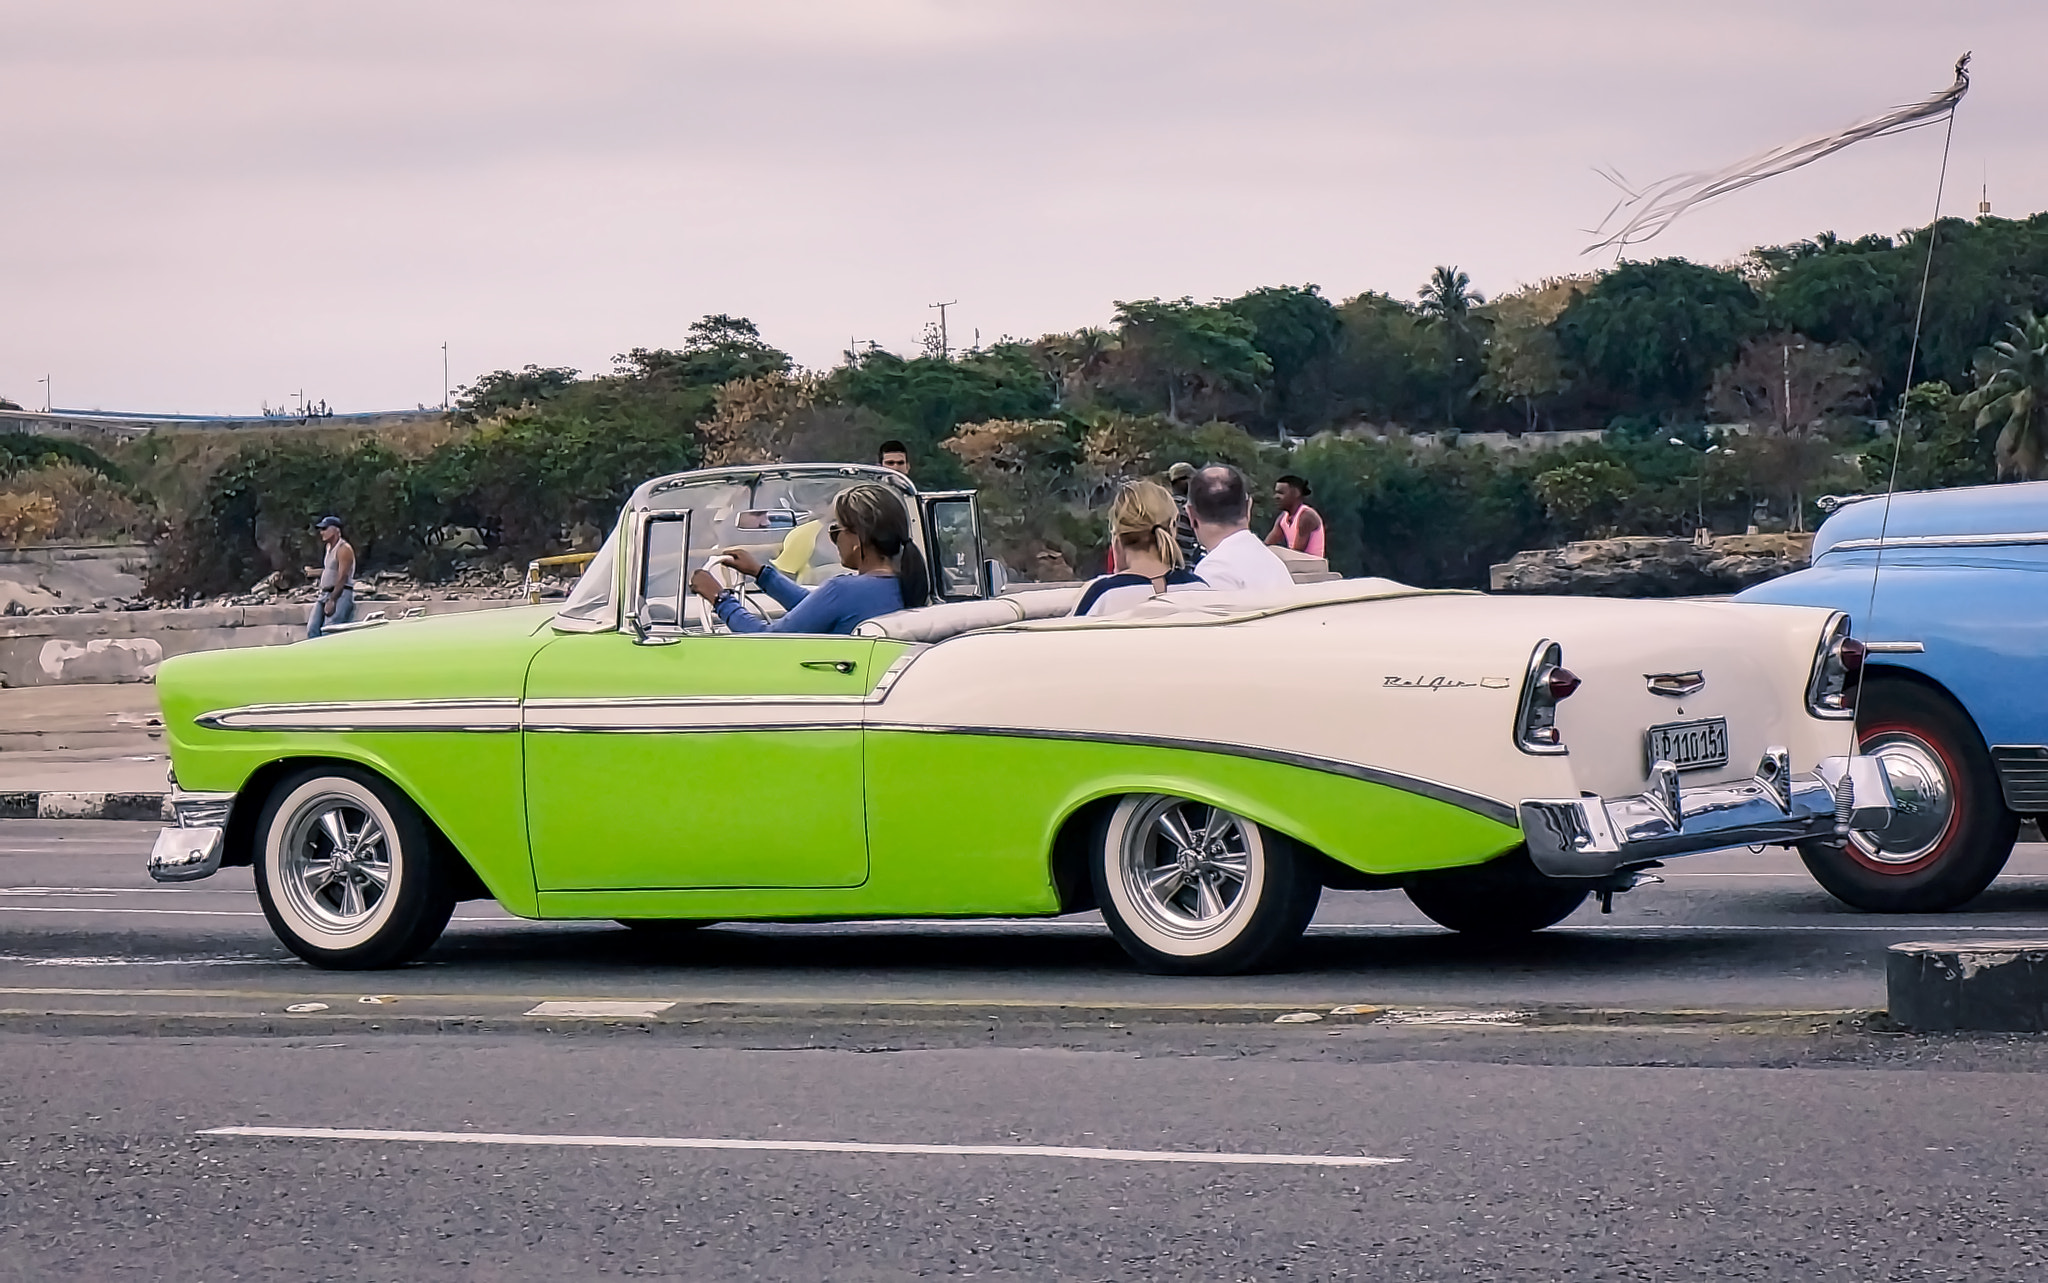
left=552, top=531, right=620, bottom=630
left=553, top=469, right=926, bottom=633
left=644, top=474, right=903, bottom=587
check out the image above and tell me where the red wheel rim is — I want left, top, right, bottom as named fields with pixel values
left=1846, top=721, right=1961, bottom=876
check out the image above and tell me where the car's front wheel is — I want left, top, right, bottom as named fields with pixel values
left=1797, top=679, right=2017, bottom=913
left=253, top=766, right=457, bottom=969
left=1091, top=794, right=1320, bottom=975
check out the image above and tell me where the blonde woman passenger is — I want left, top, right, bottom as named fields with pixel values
left=1073, top=479, right=1206, bottom=617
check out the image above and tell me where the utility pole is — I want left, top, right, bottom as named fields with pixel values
left=441, top=342, right=450, bottom=411
left=928, top=301, right=957, bottom=360
left=38, top=374, right=50, bottom=412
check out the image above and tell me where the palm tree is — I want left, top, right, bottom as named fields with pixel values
left=1416, top=265, right=1481, bottom=326
left=1416, top=266, right=1485, bottom=429
left=1964, top=313, right=2048, bottom=480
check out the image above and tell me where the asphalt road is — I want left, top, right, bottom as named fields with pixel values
left=7, top=1026, right=2048, bottom=1279
left=4, top=820, right=2048, bottom=1015
left=8, top=820, right=2048, bottom=1279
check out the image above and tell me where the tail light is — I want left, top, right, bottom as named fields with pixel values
left=1516, top=639, right=1578, bottom=755
left=1806, top=613, right=1861, bottom=719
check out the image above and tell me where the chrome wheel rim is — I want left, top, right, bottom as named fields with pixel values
left=1851, top=733, right=1956, bottom=866
left=1117, top=797, right=1254, bottom=940
left=278, top=792, right=394, bottom=931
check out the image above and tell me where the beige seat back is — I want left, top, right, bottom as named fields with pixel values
left=854, top=597, right=1026, bottom=643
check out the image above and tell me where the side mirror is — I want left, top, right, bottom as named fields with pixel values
left=982, top=558, right=1009, bottom=596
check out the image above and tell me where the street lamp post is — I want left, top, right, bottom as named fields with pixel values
left=1669, top=437, right=1729, bottom=535
left=37, top=375, right=50, bottom=413
left=441, top=342, right=450, bottom=411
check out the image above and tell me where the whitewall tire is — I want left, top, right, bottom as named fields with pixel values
left=1091, top=794, right=1320, bottom=975
left=253, top=766, right=457, bottom=970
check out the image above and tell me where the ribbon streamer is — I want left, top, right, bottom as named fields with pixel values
left=1585, top=54, right=1971, bottom=255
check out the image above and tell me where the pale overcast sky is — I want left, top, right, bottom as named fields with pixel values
left=2, top=1, right=2041, bottom=414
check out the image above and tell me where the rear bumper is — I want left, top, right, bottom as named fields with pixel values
left=1520, top=753, right=1895, bottom=879
left=146, top=790, right=234, bottom=883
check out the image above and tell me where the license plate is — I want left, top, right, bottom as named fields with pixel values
left=1646, top=717, right=1729, bottom=771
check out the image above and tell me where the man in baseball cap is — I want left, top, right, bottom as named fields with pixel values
left=304, top=516, right=356, bottom=638
left=1164, top=463, right=1202, bottom=568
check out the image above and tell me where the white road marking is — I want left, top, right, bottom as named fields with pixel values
left=199, top=1125, right=1406, bottom=1168
left=0, top=905, right=265, bottom=917
left=0, top=886, right=250, bottom=895
left=526, top=1000, right=676, bottom=1018
left=0, top=954, right=275, bottom=967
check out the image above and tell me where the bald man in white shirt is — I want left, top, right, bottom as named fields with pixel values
left=1188, top=465, right=1293, bottom=593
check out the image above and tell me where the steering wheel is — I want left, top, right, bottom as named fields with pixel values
left=694, top=555, right=748, bottom=634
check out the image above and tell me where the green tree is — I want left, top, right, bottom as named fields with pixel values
left=1326, top=292, right=1450, bottom=426
left=1478, top=278, right=1587, bottom=431
left=1415, top=266, right=1485, bottom=427
left=1555, top=258, right=1761, bottom=410
left=1220, top=284, right=1340, bottom=434
left=1961, top=312, right=2048, bottom=479
left=1109, top=297, right=1271, bottom=423
left=1029, top=327, right=1119, bottom=409
left=1866, top=381, right=1995, bottom=492
left=455, top=365, right=581, bottom=417
left=1532, top=460, right=1635, bottom=534
left=615, top=314, right=792, bottom=389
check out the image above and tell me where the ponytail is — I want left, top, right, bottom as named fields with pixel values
left=834, top=481, right=931, bottom=609
left=896, top=542, right=931, bottom=609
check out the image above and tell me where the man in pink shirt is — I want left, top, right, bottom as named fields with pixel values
left=1265, top=474, right=1325, bottom=558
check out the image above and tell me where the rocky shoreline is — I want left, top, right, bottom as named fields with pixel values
left=1488, top=533, right=1813, bottom=597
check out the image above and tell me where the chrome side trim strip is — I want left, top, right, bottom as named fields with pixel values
left=198, top=656, right=930, bottom=736
left=196, top=698, right=523, bottom=733
left=867, top=723, right=1518, bottom=827
left=1862, top=640, right=1926, bottom=654
left=1827, top=531, right=2048, bottom=553
left=525, top=713, right=865, bottom=734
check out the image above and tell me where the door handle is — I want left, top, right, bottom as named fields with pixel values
left=801, top=660, right=857, bottom=674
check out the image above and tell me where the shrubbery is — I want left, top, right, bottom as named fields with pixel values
left=116, top=209, right=2048, bottom=596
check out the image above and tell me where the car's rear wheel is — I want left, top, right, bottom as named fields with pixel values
left=1797, top=680, right=2017, bottom=913
left=253, top=766, right=457, bottom=970
left=1403, top=850, right=1588, bottom=937
left=1091, top=794, right=1320, bottom=975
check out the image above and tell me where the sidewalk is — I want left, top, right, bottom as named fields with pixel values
left=0, top=682, right=163, bottom=751
left=0, top=685, right=169, bottom=819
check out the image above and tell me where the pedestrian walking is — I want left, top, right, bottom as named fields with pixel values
left=304, top=516, right=356, bottom=639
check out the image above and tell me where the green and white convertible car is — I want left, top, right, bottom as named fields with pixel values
left=149, top=464, right=1895, bottom=973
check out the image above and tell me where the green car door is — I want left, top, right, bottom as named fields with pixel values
left=522, top=630, right=880, bottom=891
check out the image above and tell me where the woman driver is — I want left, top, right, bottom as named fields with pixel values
left=689, top=483, right=930, bottom=634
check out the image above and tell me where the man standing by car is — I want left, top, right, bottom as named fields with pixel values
left=304, top=515, right=356, bottom=639
left=878, top=440, right=912, bottom=480
left=1189, top=465, right=1292, bottom=593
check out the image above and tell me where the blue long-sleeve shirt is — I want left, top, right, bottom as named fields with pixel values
left=715, top=563, right=906, bottom=634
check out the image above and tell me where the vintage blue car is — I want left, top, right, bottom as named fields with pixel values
left=1736, top=481, right=2048, bottom=912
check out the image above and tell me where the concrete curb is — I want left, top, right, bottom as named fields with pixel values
left=0, top=791, right=168, bottom=821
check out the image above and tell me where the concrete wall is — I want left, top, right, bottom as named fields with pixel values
left=0, top=542, right=150, bottom=609
left=0, top=598, right=522, bottom=688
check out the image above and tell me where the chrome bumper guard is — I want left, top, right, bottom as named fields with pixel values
left=147, top=790, right=235, bottom=883
left=1520, top=751, right=1896, bottom=879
